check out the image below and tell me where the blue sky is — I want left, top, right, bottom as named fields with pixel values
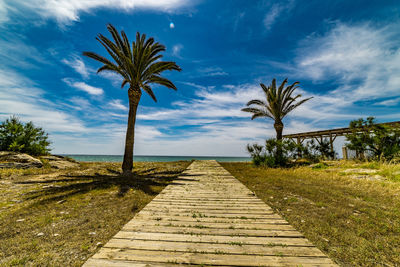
left=0, top=0, right=399, bottom=156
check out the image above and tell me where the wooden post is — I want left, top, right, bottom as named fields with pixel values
left=329, top=133, right=335, bottom=159
left=342, top=147, right=348, bottom=160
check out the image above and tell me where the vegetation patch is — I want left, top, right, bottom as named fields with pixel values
left=311, top=162, right=329, bottom=170
left=0, top=161, right=190, bottom=266
left=221, top=162, right=400, bottom=266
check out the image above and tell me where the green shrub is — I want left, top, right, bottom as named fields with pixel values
left=246, top=143, right=266, bottom=166
left=346, top=117, right=400, bottom=161
left=311, top=162, right=328, bottom=169
left=247, top=138, right=329, bottom=168
left=305, top=139, right=335, bottom=159
left=247, top=139, right=307, bottom=167
left=0, top=116, right=51, bottom=156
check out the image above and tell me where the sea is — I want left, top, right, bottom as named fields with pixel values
left=62, top=155, right=251, bottom=163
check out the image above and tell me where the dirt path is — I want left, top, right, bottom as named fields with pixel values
left=83, top=160, right=337, bottom=266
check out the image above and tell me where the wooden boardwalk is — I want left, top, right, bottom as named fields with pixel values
left=84, top=160, right=337, bottom=266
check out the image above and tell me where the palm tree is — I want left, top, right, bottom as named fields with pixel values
left=242, top=78, right=312, bottom=140
left=83, top=24, right=181, bottom=176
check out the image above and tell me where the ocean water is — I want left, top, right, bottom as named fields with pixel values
left=63, top=154, right=251, bottom=163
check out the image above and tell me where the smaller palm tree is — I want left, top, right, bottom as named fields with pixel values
left=242, top=78, right=312, bottom=140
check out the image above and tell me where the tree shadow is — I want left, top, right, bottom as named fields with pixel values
left=17, top=168, right=198, bottom=205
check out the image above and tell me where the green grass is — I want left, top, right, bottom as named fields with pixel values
left=311, top=162, right=328, bottom=169
left=221, top=162, right=400, bottom=266
left=377, top=163, right=400, bottom=182
left=0, top=161, right=190, bottom=266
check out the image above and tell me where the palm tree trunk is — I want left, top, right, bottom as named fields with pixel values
left=274, top=120, right=284, bottom=140
left=274, top=120, right=284, bottom=164
left=122, top=88, right=141, bottom=176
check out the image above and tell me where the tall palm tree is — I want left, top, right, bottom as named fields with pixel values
left=242, top=78, right=312, bottom=140
left=83, top=24, right=181, bottom=176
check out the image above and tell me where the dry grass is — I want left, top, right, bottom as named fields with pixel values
left=318, top=160, right=400, bottom=182
left=221, top=162, right=400, bottom=266
left=0, top=166, right=55, bottom=179
left=0, top=161, right=191, bottom=266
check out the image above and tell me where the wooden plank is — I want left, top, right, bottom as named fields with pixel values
left=104, top=239, right=326, bottom=257
left=113, top=232, right=315, bottom=247
left=155, top=195, right=259, bottom=200
left=137, top=211, right=278, bottom=219
left=151, top=199, right=266, bottom=204
left=119, top=226, right=303, bottom=238
left=84, top=259, right=182, bottom=267
left=139, top=206, right=274, bottom=215
left=134, top=214, right=289, bottom=224
left=92, top=248, right=336, bottom=266
left=125, top=220, right=296, bottom=230
left=145, top=203, right=272, bottom=210
left=147, top=205, right=271, bottom=210
left=146, top=200, right=267, bottom=205
left=141, top=208, right=273, bottom=215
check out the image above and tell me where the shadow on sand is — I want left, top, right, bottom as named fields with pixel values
left=16, top=168, right=200, bottom=204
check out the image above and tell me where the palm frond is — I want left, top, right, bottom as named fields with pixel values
left=142, top=84, right=157, bottom=102
left=242, top=78, right=310, bottom=123
left=84, top=24, right=180, bottom=103
left=277, top=78, right=288, bottom=100
left=147, top=75, right=178, bottom=90
left=107, top=24, right=127, bottom=55
left=282, top=97, right=313, bottom=116
left=82, top=51, right=113, bottom=66
left=142, top=61, right=181, bottom=80
left=121, top=79, right=129, bottom=89
left=251, top=113, right=269, bottom=120
left=246, top=99, right=267, bottom=107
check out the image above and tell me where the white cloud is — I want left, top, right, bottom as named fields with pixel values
left=296, top=22, right=400, bottom=101
left=68, top=96, right=91, bottom=110
left=180, top=82, right=215, bottom=91
left=138, top=83, right=263, bottom=123
left=0, top=0, right=9, bottom=24
left=63, top=78, right=104, bottom=95
left=99, top=71, right=124, bottom=87
left=263, top=4, right=283, bottom=30
left=109, top=99, right=128, bottom=111
left=1, top=0, right=190, bottom=25
left=374, top=97, right=400, bottom=106
left=0, top=33, right=46, bottom=68
left=62, top=56, right=91, bottom=78
left=0, top=69, right=88, bottom=133
left=195, top=84, right=260, bottom=105
left=137, top=109, right=182, bottom=120
left=263, top=0, right=295, bottom=31
left=172, top=44, right=183, bottom=57
left=197, top=66, right=228, bottom=77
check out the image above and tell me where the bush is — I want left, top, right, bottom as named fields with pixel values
left=311, top=162, right=328, bottom=169
left=246, top=137, right=332, bottom=168
left=247, top=139, right=307, bottom=167
left=304, top=139, right=335, bottom=160
left=0, top=116, right=51, bottom=156
left=345, top=117, right=400, bottom=161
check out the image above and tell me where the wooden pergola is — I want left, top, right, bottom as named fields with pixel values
left=282, top=121, right=400, bottom=159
